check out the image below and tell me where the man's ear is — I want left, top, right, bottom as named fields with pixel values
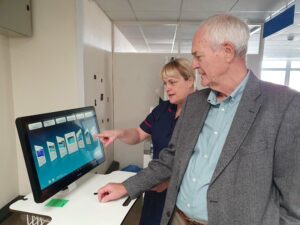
left=222, top=42, right=236, bottom=62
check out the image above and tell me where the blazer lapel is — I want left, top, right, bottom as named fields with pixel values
left=210, top=72, right=263, bottom=185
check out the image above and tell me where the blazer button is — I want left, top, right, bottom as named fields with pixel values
left=166, top=211, right=171, bottom=217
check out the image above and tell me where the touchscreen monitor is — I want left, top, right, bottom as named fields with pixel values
left=16, top=106, right=105, bottom=203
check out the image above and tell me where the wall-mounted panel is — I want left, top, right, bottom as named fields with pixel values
left=0, top=0, right=32, bottom=36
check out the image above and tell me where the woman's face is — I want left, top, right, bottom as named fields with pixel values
left=163, top=71, right=194, bottom=105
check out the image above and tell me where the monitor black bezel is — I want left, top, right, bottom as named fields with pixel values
left=15, top=106, right=105, bottom=203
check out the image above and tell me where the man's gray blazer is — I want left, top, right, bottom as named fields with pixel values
left=123, top=71, right=300, bottom=225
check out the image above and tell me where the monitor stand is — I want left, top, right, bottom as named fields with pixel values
left=56, top=181, right=78, bottom=198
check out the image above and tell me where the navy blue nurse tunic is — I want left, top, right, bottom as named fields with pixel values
left=139, top=100, right=177, bottom=225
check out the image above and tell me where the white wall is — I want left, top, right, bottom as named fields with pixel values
left=81, top=0, right=114, bottom=173
left=0, top=34, right=19, bottom=208
left=9, top=0, right=85, bottom=195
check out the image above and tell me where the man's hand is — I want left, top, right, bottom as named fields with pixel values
left=98, top=183, right=128, bottom=202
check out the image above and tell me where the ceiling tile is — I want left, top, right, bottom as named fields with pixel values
left=135, top=11, right=180, bottom=21
left=182, top=0, right=237, bottom=12
left=178, top=24, right=198, bottom=39
left=105, top=10, right=136, bottom=21
left=130, top=0, right=181, bottom=11
left=128, top=38, right=148, bottom=46
left=232, top=0, right=287, bottom=12
left=181, top=11, right=223, bottom=21
left=116, top=24, right=143, bottom=38
left=231, top=11, right=271, bottom=23
left=95, top=0, right=132, bottom=11
left=142, top=24, right=176, bottom=42
left=149, top=43, right=173, bottom=53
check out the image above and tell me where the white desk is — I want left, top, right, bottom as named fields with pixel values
left=10, top=171, right=137, bottom=225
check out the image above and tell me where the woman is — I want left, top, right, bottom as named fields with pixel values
left=96, top=58, right=195, bottom=225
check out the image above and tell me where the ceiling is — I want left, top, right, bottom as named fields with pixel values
left=95, top=0, right=300, bottom=59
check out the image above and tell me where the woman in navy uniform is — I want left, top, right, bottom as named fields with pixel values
left=96, top=58, right=195, bottom=225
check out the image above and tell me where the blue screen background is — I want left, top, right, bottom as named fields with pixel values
left=28, top=116, right=104, bottom=190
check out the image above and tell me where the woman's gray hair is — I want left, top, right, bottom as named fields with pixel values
left=200, top=14, right=250, bottom=57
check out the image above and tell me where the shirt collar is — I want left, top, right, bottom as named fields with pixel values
left=207, top=70, right=250, bottom=105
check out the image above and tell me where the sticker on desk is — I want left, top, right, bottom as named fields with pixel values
left=46, top=199, right=69, bottom=207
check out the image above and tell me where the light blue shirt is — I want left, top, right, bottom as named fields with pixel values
left=176, top=73, right=249, bottom=221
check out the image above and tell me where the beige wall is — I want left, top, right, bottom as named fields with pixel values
left=0, top=34, right=18, bottom=208
left=8, top=0, right=95, bottom=195
left=80, top=0, right=136, bottom=172
left=82, top=0, right=114, bottom=173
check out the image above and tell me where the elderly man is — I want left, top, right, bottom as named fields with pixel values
left=98, top=14, right=300, bottom=225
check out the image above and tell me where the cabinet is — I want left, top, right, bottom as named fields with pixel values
left=0, top=0, right=32, bottom=37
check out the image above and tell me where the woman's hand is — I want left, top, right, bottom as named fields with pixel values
left=94, top=130, right=122, bottom=147
left=94, top=128, right=150, bottom=147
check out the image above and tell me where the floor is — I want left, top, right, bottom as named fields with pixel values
left=1, top=197, right=142, bottom=225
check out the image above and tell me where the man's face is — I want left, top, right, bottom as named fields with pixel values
left=191, top=29, right=228, bottom=90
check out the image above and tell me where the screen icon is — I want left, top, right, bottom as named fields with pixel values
left=84, top=129, right=91, bottom=145
left=65, top=132, right=78, bottom=154
left=47, top=141, right=58, bottom=161
left=34, top=145, right=46, bottom=167
left=56, top=136, right=68, bottom=158
left=76, top=129, right=85, bottom=149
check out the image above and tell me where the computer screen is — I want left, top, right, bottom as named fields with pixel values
left=16, top=106, right=105, bottom=203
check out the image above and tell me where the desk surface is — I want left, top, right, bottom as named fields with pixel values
left=10, top=171, right=136, bottom=225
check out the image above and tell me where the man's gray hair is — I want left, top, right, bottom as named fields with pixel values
left=200, top=14, right=250, bottom=57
